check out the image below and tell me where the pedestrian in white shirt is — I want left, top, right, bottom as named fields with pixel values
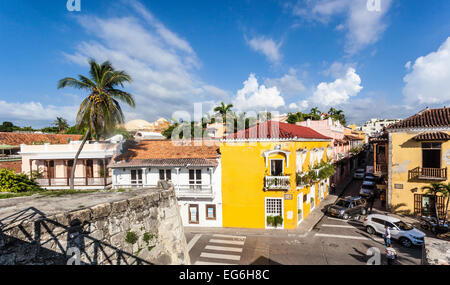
left=383, top=224, right=391, bottom=247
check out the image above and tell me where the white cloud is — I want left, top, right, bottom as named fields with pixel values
left=322, top=61, right=356, bottom=78
left=265, top=68, right=306, bottom=95
left=288, top=100, right=309, bottom=111
left=246, top=36, right=282, bottom=63
left=291, top=0, right=393, bottom=54
left=402, top=37, right=450, bottom=105
left=312, top=67, right=363, bottom=106
left=233, top=74, right=286, bottom=112
left=0, top=101, right=78, bottom=127
left=63, top=1, right=228, bottom=123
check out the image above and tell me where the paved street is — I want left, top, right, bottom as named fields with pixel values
left=185, top=175, right=423, bottom=265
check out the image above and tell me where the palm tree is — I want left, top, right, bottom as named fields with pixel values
left=422, top=183, right=446, bottom=226
left=53, top=117, right=69, bottom=133
left=214, top=102, right=233, bottom=122
left=58, top=59, right=135, bottom=190
left=441, top=183, right=450, bottom=226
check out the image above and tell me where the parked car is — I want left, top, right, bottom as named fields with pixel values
left=365, top=173, right=376, bottom=180
left=326, top=196, right=367, bottom=220
left=420, top=216, right=449, bottom=234
left=359, top=181, right=376, bottom=197
left=363, top=214, right=426, bottom=247
left=354, top=168, right=365, bottom=179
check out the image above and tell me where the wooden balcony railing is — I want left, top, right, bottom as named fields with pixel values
left=375, top=163, right=387, bottom=174
left=408, top=167, right=447, bottom=181
left=264, top=176, right=290, bottom=190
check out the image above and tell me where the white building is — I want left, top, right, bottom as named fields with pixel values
left=360, top=118, right=401, bottom=137
left=109, top=140, right=222, bottom=227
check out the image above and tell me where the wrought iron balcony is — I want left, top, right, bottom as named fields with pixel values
left=264, top=176, right=291, bottom=190
left=408, top=167, right=447, bottom=181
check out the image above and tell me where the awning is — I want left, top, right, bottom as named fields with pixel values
left=0, top=144, right=19, bottom=150
left=412, top=132, right=450, bottom=141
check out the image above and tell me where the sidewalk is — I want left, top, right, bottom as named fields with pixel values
left=293, top=173, right=355, bottom=234
left=186, top=173, right=356, bottom=238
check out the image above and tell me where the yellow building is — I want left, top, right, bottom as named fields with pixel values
left=381, top=107, right=450, bottom=218
left=220, top=121, right=333, bottom=229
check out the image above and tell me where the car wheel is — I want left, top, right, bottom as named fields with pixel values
left=366, top=226, right=376, bottom=235
left=361, top=208, right=367, bottom=215
left=400, top=237, right=412, bottom=248
left=342, top=213, right=349, bottom=220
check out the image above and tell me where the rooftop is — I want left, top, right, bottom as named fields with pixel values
left=224, top=121, right=332, bottom=141
left=0, top=132, right=82, bottom=147
left=386, top=107, right=450, bottom=130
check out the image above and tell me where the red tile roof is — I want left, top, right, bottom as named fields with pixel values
left=111, top=140, right=220, bottom=168
left=386, top=107, right=450, bottom=130
left=412, top=131, right=450, bottom=141
left=0, top=132, right=82, bottom=146
left=225, top=121, right=332, bottom=140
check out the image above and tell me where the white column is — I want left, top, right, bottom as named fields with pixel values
left=142, top=168, right=147, bottom=186
left=176, top=168, right=180, bottom=190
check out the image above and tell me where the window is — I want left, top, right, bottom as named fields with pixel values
left=422, top=142, right=441, bottom=168
left=188, top=204, right=199, bottom=224
left=371, top=218, right=385, bottom=225
left=189, top=169, right=202, bottom=190
left=86, top=160, right=94, bottom=178
left=270, top=159, right=284, bottom=176
left=159, top=169, right=172, bottom=181
left=131, top=169, right=143, bottom=186
left=266, top=198, right=282, bottom=217
left=205, top=205, right=216, bottom=220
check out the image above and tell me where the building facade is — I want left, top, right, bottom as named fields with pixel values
left=109, top=140, right=222, bottom=227
left=220, top=121, right=333, bottom=230
left=381, top=107, right=449, bottom=218
left=361, top=118, right=401, bottom=137
left=20, top=138, right=122, bottom=190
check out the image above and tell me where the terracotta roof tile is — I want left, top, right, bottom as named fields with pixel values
left=0, top=132, right=82, bottom=146
left=111, top=140, right=220, bottom=168
left=225, top=121, right=332, bottom=140
left=412, top=131, right=450, bottom=141
left=386, top=107, right=450, bottom=130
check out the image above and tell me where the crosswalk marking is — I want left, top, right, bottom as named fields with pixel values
left=200, top=252, right=241, bottom=261
left=213, top=234, right=246, bottom=240
left=209, top=239, right=245, bottom=245
left=187, top=234, right=202, bottom=252
left=194, top=261, right=234, bottom=265
left=205, top=245, right=243, bottom=253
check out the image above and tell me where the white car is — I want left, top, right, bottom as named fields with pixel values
left=363, top=214, right=425, bottom=247
left=354, top=168, right=365, bottom=179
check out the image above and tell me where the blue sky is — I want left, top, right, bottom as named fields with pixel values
left=0, top=0, right=449, bottom=128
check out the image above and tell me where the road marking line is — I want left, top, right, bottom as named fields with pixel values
left=315, top=233, right=383, bottom=242
left=326, top=217, right=363, bottom=224
left=212, top=234, right=246, bottom=240
left=321, top=224, right=358, bottom=229
left=187, top=234, right=202, bottom=252
left=205, top=245, right=243, bottom=253
left=194, top=261, right=234, bottom=265
left=200, top=252, right=241, bottom=261
left=209, top=239, right=245, bottom=245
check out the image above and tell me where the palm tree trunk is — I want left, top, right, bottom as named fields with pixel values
left=434, top=194, right=441, bottom=226
left=443, top=195, right=449, bottom=226
left=69, top=127, right=90, bottom=190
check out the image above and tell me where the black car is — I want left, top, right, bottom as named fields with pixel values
left=326, top=196, right=368, bottom=220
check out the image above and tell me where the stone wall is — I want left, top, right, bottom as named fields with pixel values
left=0, top=188, right=190, bottom=265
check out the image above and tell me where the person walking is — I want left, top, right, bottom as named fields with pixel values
left=383, top=224, right=391, bottom=247
left=385, top=244, right=397, bottom=265
left=368, top=194, right=375, bottom=214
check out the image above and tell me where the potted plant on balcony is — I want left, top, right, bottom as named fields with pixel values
left=266, top=215, right=283, bottom=228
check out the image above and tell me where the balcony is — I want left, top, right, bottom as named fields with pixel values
left=36, top=177, right=112, bottom=188
left=175, top=185, right=214, bottom=198
left=408, top=167, right=448, bottom=181
left=264, top=176, right=290, bottom=191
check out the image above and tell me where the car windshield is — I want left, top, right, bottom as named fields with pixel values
left=394, top=221, right=413, bottom=231
left=335, top=200, right=350, bottom=208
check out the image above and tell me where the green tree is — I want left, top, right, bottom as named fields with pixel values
left=58, top=59, right=135, bottom=190
left=53, top=117, right=69, bottom=133
left=214, top=102, right=233, bottom=122
left=422, top=183, right=446, bottom=226
left=0, top=121, right=16, bottom=132
left=441, top=183, right=450, bottom=226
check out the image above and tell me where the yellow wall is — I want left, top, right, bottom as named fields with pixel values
left=389, top=131, right=450, bottom=215
left=220, top=140, right=331, bottom=229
